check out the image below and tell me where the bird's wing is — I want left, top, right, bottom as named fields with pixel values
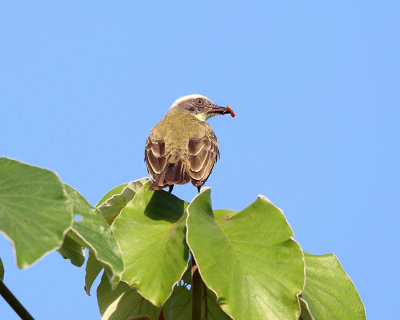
left=145, top=136, right=167, bottom=181
left=188, top=128, right=220, bottom=186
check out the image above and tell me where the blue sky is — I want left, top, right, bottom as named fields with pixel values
left=0, top=2, right=399, bottom=319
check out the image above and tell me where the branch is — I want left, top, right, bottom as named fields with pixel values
left=191, top=255, right=202, bottom=320
left=0, top=280, right=34, bottom=320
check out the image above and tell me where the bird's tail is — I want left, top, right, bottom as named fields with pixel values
left=148, top=160, right=190, bottom=190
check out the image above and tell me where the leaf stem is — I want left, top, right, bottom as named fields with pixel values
left=203, top=281, right=208, bottom=315
left=191, top=255, right=202, bottom=320
left=0, top=280, right=34, bottom=320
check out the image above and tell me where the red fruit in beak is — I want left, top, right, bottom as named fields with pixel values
left=226, top=106, right=235, bottom=117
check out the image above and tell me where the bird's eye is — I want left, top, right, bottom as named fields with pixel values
left=196, top=98, right=203, bottom=105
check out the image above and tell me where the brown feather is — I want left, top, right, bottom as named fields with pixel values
left=145, top=110, right=220, bottom=190
left=188, top=130, right=219, bottom=187
left=145, top=137, right=168, bottom=181
left=189, top=147, right=208, bottom=172
left=146, top=149, right=166, bottom=174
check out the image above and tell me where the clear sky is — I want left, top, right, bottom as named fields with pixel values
left=0, top=2, right=399, bottom=319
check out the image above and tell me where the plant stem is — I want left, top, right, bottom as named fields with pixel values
left=0, top=280, right=34, bottom=320
left=158, top=306, right=164, bottom=320
left=191, top=255, right=202, bottom=320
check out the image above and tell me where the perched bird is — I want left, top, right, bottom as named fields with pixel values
left=145, top=94, right=235, bottom=193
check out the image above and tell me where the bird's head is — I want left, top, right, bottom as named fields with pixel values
left=168, top=94, right=234, bottom=121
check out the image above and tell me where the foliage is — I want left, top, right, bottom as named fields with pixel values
left=187, top=190, right=304, bottom=319
left=0, top=158, right=72, bottom=268
left=0, top=157, right=366, bottom=319
left=299, top=253, right=366, bottom=320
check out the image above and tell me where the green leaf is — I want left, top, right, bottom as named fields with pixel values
left=112, top=181, right=189, bottom=306
left=64, top=185, right=124, bottom=286
left=97, top=273, right=160, bottom=320
left=299, top=297, right=314, bottom=320
left=0, top=158, right=73, bottom=268
left=301, top=252, right=366, bottom=320
left=83, top=178, right=151, bottom=294
left=57, top=231, right=85, bottom=267
left=163, top=264, right=232, bottom=320
left=97, top=184, right=129, bottom=207
left=165, top=285, right=232, bottom=320
left=187, top=189, right=304, bottom=320
left=213, top=209, right=239, bottom=223
left=97, top=178, right=150, bottom=225
left=0, top=258, right=4, bottom=281
left=85, top=250, right=104, bottom=295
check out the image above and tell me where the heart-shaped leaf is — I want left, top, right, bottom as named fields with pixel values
left=300, top=252, right=366, bottom=320
left=0, top=158, right=73, bottom=268
left=112, top=181, right=189, bottom=306
left=187, top=189, right=304, bottom=320
left=64, top=185, right=124, bottom=286
left=97, top=273, right=160, bottom=320
left=85, top=178, right=151, bottom=294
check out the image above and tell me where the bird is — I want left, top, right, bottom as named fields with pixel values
left=144, top=94, right=235, bottom=193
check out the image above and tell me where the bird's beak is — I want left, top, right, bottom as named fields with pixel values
left=206, top=104, right=235, bottom=117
